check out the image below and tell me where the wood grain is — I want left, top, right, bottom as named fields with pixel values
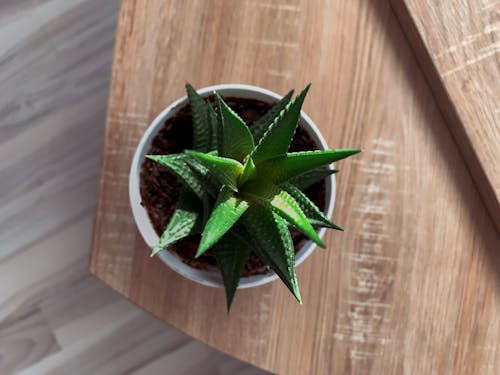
left=390, top=0, right=500, bottom=227
left=0, top=0, right=267, bottom=373
left=0, top=309, right=59, bottom=374
left=90, top=0, right=500, bottom=374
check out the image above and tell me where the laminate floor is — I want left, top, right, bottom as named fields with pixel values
left=0, top=1, right=268, bottom=374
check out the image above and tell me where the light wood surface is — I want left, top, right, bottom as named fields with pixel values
left=0, top=1, right=267, bottom=374
left=391, top=0, right=500, bottom=227
left=90, top=0, right=500, bottom=374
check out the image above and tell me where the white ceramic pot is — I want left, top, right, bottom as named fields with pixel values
left=129, top=84, right=336, bottom=289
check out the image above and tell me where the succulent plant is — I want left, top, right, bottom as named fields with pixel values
left=147, top=83, right=360, bottom=310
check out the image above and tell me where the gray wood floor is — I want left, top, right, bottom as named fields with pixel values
left=0, top=1, right=268, bottom=374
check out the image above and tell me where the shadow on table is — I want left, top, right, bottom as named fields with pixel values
left=368, top=0, right=500, bottom=284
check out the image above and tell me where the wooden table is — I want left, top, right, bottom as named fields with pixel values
left=91, top=1, right=500, bottom=374
left=391, top=0, right=500, bottom=228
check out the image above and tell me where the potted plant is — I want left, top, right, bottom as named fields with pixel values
left=130, top=83, right=360, bottom=310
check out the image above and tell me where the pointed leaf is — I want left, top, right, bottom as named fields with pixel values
left=244, top=186, right=325, bottom=247
left=207, top=102, right=219, bottom=151
left=186, top=83, right=211, bottom=152
left=251, top=89, right=294, bottom=142
left=146, top=154, right=205, bottom=199
left=259, top=149, right=361, bottom=184
left=185, top=154, right=221, bottom=197
left=185, top=150, right=243, bottom=191
left=151, top=188, right=204, bottom=256
left=197, top=187, right=250, bottom=257
left=270, top=190, right=326, bottom=247
left=239, top=156, right=256, bottom=185
left=242, top=206, right=301, bottom=303
left=216, top=94, right=254, bottom=162
left=289, top=167, right=337, bottom=191
left=252, top=85, right=310, bottom=163
left=283, top=183, right=342, bottom=230
left=215, top=100, right=224, bottom=156
left=200, top=192, right=215, bottom=225
left=213, top=232, right=252, bottom=311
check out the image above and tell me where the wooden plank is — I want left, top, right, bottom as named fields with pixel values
left=0, top=309, right=59, bottom=374
left=390, top=0, right=500, bottom=227
left=90, top=0, right=500, bottom=374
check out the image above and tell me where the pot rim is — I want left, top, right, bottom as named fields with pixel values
left=129, top=83, right=336, bottom=288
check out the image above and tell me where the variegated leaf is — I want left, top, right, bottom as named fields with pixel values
left=258, top=149, right=361, bottom=184
left=186, top=83, right=211, bottom=152
left=151, top=188, right=204, bottom=256
left=244, top=186, right=325, bottom=247
left=289, top=167, right=337, bottom=191
left=215, top=94, right=254, bottom=162
left=197, top=187, right=249, bottom=257
left=207, top=101, right=219, bottom=151
left=252, top=85, right=310, bottom=163
left=242, top=206, right=301, bottom=303
left=146, top=154, right=206, bottom=199
left=185, top=150, right=243, bottom=191
left=283, top=183, right=342, bottom=230
left=213, top=232, right=252, bottom=311
left=251, top=89, right=294, bottom=143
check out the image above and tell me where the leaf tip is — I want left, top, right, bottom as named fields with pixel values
left=294, top=289, right=302, bottom=304
left=309, top=231, right=327, bottom=249
left=226, top=298, right=234, bottom=313
left=195, top=235, right=213, bottom=258
left=150, top=247, right=161, bottom=257
left=296, top=83, right=311, bottom=103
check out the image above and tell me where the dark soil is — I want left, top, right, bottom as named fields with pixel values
left=140, top=96, right=326, bottom=276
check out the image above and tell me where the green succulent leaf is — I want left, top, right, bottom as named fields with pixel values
left=259, top=149, right=361, bottom=184
left=244, top=186, right=325, bottom=248
left=200, top=192, right=214, bottom=225
left=185, top=150, right=243, bottom=191
left=215, top=94, right=255, bottom=162
left=251, top=89, right=294, bottom=143
left=186, top=83, right=212, bottom=152
left=243, top=206, right=301, bottom=303
left=213, top=232, right=252, bottom=311
left=146, top=154, right=206, bottom=199
left=289, top=167, right=338, bottom=191
left=151, top=188, right=204, bottom=256
left=185, top=153, right=222, bottom=197
left=252, top=85, right=310, bottom=163
left=283, top=183, right=342, bottom=230
left=207, top=102, right=219, bottom=151
left=239, top=156, right=256, bottom=185
left=269, top=190, right=326, bottom=247
left=197, top=187, right=249, bottom=257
